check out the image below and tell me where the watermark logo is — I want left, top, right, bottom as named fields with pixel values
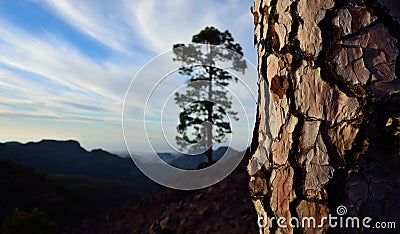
left=257, top=205, right=396, bottom=230
left=122, top=44, right=258, bottom=190
left=336, top=205, right=347, bottom=216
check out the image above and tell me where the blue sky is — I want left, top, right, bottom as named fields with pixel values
left=0, top=0, right=257, bottom=152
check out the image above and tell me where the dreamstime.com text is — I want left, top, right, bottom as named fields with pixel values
left=257, top=205, right=396, bottom=230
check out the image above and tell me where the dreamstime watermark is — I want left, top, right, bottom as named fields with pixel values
left=257, top=205, right=397, bottom=230
left=122, top=44, right=258, bottom=190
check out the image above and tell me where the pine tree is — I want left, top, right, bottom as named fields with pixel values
left=173, top=26, right=246, bottom=165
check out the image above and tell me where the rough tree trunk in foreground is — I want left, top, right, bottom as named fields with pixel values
left=248, top=0, right=400, bottom=233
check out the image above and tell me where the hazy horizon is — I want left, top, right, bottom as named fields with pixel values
left=0, top=138, right=245, bottom=155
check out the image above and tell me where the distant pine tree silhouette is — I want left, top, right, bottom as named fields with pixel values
left=173, top=26, right=246, bottom=165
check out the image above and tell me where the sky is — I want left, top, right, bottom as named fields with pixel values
left=0, top=0, right=258, bottom=152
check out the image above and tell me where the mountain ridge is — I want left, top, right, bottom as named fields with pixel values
left=0, top=139, right=161, bottom=203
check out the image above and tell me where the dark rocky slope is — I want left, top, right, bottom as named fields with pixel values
left=69, top=150, right=258, bottom=234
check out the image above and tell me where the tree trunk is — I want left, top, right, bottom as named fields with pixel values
left=248, top=0, right=400, bottom=233
left=206, top=65, right=214, bottom=165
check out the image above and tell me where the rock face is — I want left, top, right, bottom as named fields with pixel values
left=249, top=0, right=400, bottom=233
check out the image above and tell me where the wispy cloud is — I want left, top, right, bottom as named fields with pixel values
left=38, top=0, right=135, bottom=53
left=0, top=0, right=256, bottom=150
left=38, top=0, right=255, bottom=56
left=130, top=0, right=255, bottom=54
left=0, top=20, right=133, bottom=122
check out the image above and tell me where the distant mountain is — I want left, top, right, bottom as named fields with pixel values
left=169, top=147, right=238, bottom=170
left=128, top=152, right=182, bottom=164
left=108, top=147, right=239, bottom=167
left=157, top=152, right=182, bottom=163
left=0, top=140, right=238, bottom=209
left=109, top=151, right=130, bottom=158
left=0, top=140, right=161, bottom=201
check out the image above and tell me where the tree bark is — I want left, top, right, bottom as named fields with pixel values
left=248, top=0, right=400, bottom=233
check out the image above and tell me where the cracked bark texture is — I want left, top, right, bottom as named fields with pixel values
left=248, top=0, right=400, bottom=233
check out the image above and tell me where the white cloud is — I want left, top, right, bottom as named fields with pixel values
left=0, top=21, right=132, bottom=122
left=38, top=0, right=256, bottom=59
left=130, top=0, right=255, bottom=55
left=38, top=0, right=135, bottom=53
left=0, top=0, right=257, bottom=150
